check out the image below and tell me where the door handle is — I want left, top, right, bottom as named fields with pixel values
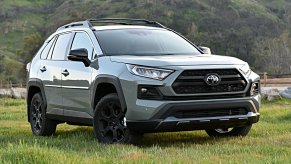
left=40, top=66, right=47, bottom=72
left=62, top=69, right=69, bottom=76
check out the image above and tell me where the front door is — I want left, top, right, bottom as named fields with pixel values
left=61, top=32, right=94, bottom=117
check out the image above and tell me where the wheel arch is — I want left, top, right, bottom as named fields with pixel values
left=91, top=75, right=127, bottom=113
left=27, top=79, right=47, bottom=122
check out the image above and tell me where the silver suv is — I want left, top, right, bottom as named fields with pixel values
left=26, top=18, right=260, bottom=144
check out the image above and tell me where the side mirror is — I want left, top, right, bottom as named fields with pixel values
left=68, top=48, right=91, bottom=67
left=199, top=46, right=211, bottom=55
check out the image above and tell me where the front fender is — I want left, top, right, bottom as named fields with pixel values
left=91, top=75, right=127, bottom=112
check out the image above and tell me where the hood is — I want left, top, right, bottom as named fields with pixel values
left=110, top=54, right=246, bottom=67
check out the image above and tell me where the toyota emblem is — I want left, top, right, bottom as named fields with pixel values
left=204, top=74, right=221, bottom=86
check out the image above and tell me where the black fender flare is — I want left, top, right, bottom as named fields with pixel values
left=91, top=75, right=127, bottom=113
left=26, top=78, right=47, bottom=122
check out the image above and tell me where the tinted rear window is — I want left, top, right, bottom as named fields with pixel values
left=40, top=37, right=56, bottom=59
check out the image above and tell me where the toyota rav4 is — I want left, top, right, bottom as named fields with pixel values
left=26, top=18, right=261, bottom=144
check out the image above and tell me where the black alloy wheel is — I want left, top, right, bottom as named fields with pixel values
left=31, top=97, right=43, bottom=134
left=29, top=93, right=57, bottom=136
left=93, top=93, right=141, bottom=144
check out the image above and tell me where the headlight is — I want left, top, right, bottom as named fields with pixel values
left=239, top=64, right=251, bottom=76
left=126, top=64, right=174, bottom=80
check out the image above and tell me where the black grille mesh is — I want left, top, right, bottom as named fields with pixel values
left=172, top=69, right=247, bottom=94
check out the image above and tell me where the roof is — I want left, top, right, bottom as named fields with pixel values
left=56, top=18, right=167, bottom=32
left=92, top=25, right=164, bottom=31
left=47, top=19, right=168, bottom=42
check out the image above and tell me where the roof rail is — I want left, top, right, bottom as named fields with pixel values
left=57, top=21, right=93, bottom=31
left=57, top=18, right=167, bottom=31
left=87, top=18, right=166, bottom=28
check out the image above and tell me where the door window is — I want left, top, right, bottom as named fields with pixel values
left=51, top=33, right=72, bottom=60
left=70, top=32, right=94, bottom=60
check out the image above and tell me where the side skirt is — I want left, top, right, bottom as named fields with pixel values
left=46, top=109, right=93, bottom=126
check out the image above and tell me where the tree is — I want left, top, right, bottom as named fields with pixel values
left=17, top=32, right=44, bottom=80
left=252, top=31, right=291, bottom=74
left=18, top=32, right=43, bottom=63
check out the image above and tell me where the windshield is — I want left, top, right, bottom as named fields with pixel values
left=95, top=29, right=201, bottom=56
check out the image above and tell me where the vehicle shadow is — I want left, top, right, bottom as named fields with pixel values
left=54, top=126, right=94, bottom=138
left=53, top=127, right=222, bottom=148
left=138, top=132, right=220, bottom=148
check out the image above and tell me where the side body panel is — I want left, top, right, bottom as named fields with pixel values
left=61, top=61, right=93, bottom=117
left=38, top=60, right=63, bottom=114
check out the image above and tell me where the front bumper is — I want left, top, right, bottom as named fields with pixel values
left=126, top=98, right=260, bottom=133
left=119, top=65, right=261, bottom=133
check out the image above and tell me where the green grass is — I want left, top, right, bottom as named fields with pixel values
left=0, top=98, right=291, bottom=163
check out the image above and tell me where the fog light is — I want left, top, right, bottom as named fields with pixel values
left=141, top=88, right=148, bottom=93
left=138, top=85, right=163, bottom=100
left=250, top=82, right=260, bottom=96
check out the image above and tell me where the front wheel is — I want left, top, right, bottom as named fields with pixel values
left=93, top=93, right=142, bottom=144
left=205, top=125, right=252, bottom=137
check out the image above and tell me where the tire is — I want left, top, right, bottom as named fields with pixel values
left=205, top=125, right=252, bottom=137
left=29, top=93, right=57, bottom=136
left=93, top=93, right=142, bottom=144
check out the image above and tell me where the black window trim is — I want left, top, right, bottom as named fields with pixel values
left=40, top=36, right=57, bottom=60
left=38, top=43, right=47, bottom=60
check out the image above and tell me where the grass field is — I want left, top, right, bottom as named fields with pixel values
left=0, top=98, right=291, bottom=163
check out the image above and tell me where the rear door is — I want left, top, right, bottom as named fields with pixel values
left=61, top=32, right=94, bottom=118
left=39, top=32, right=73, bottom=115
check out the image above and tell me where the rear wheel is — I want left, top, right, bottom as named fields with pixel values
left=93, top=93, right=142, bottom=144
left=205, top=125, right=252, bottom=137
left=29, top=93, right=57, bottom=136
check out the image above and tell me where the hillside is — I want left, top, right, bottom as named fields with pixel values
left=1, top=0, right=291, bottom=82
left=0, top=0, right=62, bottom=82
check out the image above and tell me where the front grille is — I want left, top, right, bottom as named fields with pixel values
left=172, top=69, right=247, bottom=94
left=174, top=108, right=248, bottom=118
